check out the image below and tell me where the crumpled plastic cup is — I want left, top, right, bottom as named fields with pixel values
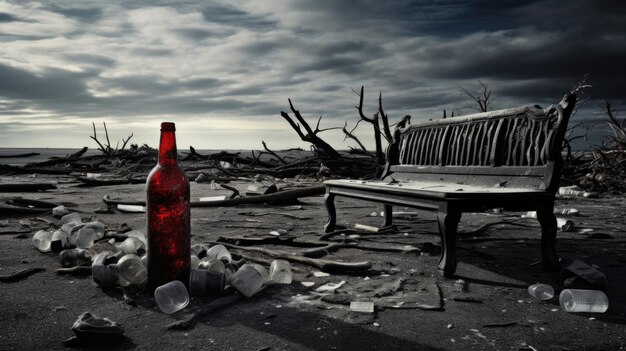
left=269, top=260, right=292, bottom=285
left=154, top=280, right=189, bottom=314
left=230, top=263, right=269, bottom=298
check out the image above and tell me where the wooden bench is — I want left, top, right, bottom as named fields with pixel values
left=324, top=93, right=577, bottom=277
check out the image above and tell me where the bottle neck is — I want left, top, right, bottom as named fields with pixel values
left=158, top=130, right=178, bottom=166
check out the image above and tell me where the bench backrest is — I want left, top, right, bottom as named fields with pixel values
left=382, top=94, right=576, bottom=193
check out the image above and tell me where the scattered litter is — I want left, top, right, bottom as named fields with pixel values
left=154, top=280, right=190, bottom=314
left=313, top=271, right=330, bottom=277
left=373, top=322, right=380, bottom=327
left=559, top=289, right=609, bottom=313
left=52, top=205, right=70, bottom=217
left=447, top=324, right=454, bottom=329
left=86, top=173, right=102, bottom=179
left=283, top=205, right=302, bottom=210
left=269, top=260, right=292, bottom=285
left=565, top=260, right=607, bottom=287
left=579, top=228, right=594, bottom=233
left=69, top=312, right=124, bottom=342
left=558, top=208, right=580, bottom=216
left=32, top=230, right=52, bottom=252
left=373, top=278, right=404, bottom=297
left=558, top=185, right=596, bottom=198
left=198, top=195, right=227, bottom=202
left=301, top=282, right=315, bottom=287
left=354, top=223, right=380, bottom=232
left=528, top=283, right=554, bottom=300
left=116, top=204, right=146, bottom=213
left=350, top=301, right=375, bottom=313
left=316, top=281, right=346, bottom=293
left=367, top=211, right=378, bottom=217
left=230, top=263, right=269, bottom=298
left=556, top=218, right=575, bottom=232
left=521, top=211, right=537, bottom=218
left=195, top=173, right=209, bottom=183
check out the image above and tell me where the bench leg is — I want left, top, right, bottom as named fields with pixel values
left=382, top=204, right=393, bottom=227
left=324, top=190, right=337, bottom=233
left=536, top=206, right=561, bottom=271
left=437, top=210, right=461, bottom=278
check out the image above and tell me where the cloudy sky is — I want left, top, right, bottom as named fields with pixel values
left=1, top=0, right=624, bottom=150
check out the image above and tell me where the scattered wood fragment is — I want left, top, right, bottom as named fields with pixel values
left=482, top=321, right=519, bottom=328
left=77, top=177, right=146, bottom=186
left=212, top=241, right=372, bottom=272
left=166, top=294, right=242, bottom=330
left=0, top=204, right=51, bottom=215
left=56, top=266, right=92, bottom=276
left=0, top=229, right=32, bottom=235
left=0, top=267, right=45, bottom=282
left=26, top=146, right=88, bottom=167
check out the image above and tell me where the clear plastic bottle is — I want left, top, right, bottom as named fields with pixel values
left=559, top=289, right=609, bottom=313
left=146, top=122, right=191, bottom=292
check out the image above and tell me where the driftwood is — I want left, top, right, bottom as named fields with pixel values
left=0, top=267, right=46, bottom=282
left=212, top=241, right=372, bottom=272
left=25, top=147, right=88, bottom=167
left=0, top=164, right=76, bottom=175
left=77, top=177, right=147, bottom=186
left=0, top=204, right=51, bottom=215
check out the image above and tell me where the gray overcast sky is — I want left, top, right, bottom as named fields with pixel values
left=1, top=0, right=625, bottom=149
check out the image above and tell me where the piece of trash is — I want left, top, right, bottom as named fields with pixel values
left=86, top=173, right=102, bottom=179
left=558, top=208, right=580, bottom=216
left=559, top=289, right=609, bottom=313
left=230, top=263, right=269, bottom=298
left=209, top=180, right=220, bottom=189
left=32, top=230, right=53, bottom=253
left=50, top=230, right=70, bottom=253
left=52, top=205, right=70, bottom=218
left=154, top=280, right=190, bottom=314
left=527, top=283, right=554, bottom=300
left=269, top=260, right=292, bottom=285
left=59, top=248, right=95, bottom=268
left=191, top=244, right=208, bottom=258
left=83, top=222, right=105, bottom=240
left=313, top=271, right=330, bottom=277
left=522, top=211, right=537, bottom=218
left=354, top=223, right=380, bottom=232
left=579, top=228, right=594, bottom=233
left=219, top=161, right=233, bottom=169
left=189, top=268, right=225, bottom=296
left=71, top=312, right=124, bottom=341
left=373, top=322, right=380, bottom=327
left=347, top=234, right=361, bottom=240
left=195, top=173, right=209, bottom=183
left=0, top=267, right=45, bottom=283
left=116, top=204, right=146, bottom=213
left=315, top=281, right=346, bottom=293
left=246, top=182, right=277, bottom=196
left=205, top=244, right=232, bottom=263
left=91, top=252, right=119, bottom=289
left=565, top=260, right=608, bottom=287
left=116, top=254, right=147, bottom=286
left=350, top=301, right=375, bottom=313
left=120, top=237, right=146, bottom=256
left=198, top=195, right=227, bottom=202
left=60, top=212, right=82, bottom=226
left=447, top=324, right=454, bottom=329
left=556, top=218, right=575, bottom=232
left=301, top=282, right=315, bottom=287
left=368, top=211, right=378, bottom=217
left=268, top=231, right=282, bottom=236
left=558, top=186, right=596, bottom=198
left=76, top=228, right=96, bottom=249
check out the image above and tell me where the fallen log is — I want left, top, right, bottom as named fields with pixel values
left=0, top=183, right=57, bottom=192
left=25, top=146, right=88, bottom=167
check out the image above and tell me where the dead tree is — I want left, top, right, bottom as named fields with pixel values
left=90, top=122, right=134, bottom=157
left=354, top=86, right=392, bottom=165
left=460, top=80, right=492, bottom=113
left=280, top=99, right=342, bottom=159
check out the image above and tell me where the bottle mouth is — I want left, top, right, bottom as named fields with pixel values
left=161, top=122, right=176, bottom=131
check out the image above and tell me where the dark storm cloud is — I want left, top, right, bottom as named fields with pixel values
left=201, top=3, right=277, bottom=31
left=0, top=63, right=94, bottom=101
left=0, top=11, right=20, bottom=22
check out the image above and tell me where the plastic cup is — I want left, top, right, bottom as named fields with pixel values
left=269, top=260, right=292, bottom=285
left=191, top=244, right=208, bottom=258
left=230, top=263, right=269, bottom=298
left=528, top=283, right=555, bottom=300
left=189, top=269, right=225, bottom=296
left=205, top=244, right=231, bottom=263
left=559, top=289, right=609, bottom=313
left=59, top=248, right=94, bottom=268
left=116, top=254, right=147, bottom=285
left=154, top=280, right=189, bottom=314
left=60, top=212, right=82, bottom=225
left=76, top=228, right=96, bottom=249
left=32, top=230, right=52, bottom=253
left=83, top=221, right=105, bottom=240
left=50, top=230, right=70, bottom=253
left=120, top=237, right=146, bottom=256
left=92, top=252, right=119, bottom=289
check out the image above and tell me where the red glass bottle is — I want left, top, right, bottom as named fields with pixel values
left=146, top=122, right=191, bottom=292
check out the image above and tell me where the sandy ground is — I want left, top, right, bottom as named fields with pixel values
left=0, top=171, right=625, bottom=351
